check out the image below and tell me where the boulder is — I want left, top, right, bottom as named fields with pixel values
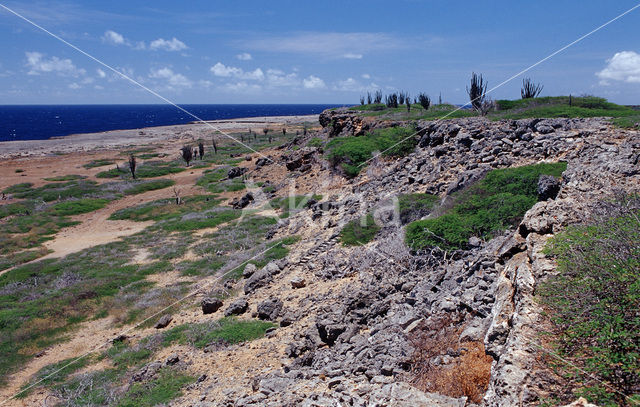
left=228, top=167, right=247, bottom=179
left=224, top=298, right=248, bottom=316
left=244, top=267, right=273, bottom=294
left=243, top=263, right=257, bottom=278
left=154, top=314, right=172, bottom=329
left=257, top=298, right=283, bottom=321
left=201, top=298, right=223, bottom=315
left=537, top=174, right=561, bottom=201
left=290, top=276, right=306, bottom=289
left=231, top=192, right=254, bottom=209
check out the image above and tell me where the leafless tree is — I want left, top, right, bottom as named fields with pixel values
left=128, top=155, right=136, bottom=179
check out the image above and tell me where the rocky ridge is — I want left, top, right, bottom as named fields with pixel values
left=180, top=113, right=638, bottom=406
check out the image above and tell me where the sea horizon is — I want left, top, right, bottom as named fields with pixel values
left=0, top=103, right=346, bottom=142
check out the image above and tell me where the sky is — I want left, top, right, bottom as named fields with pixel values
left=0, top=0, right=639, bottom=105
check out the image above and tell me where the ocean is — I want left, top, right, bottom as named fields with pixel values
left=0, top=104, right=344, bottom=142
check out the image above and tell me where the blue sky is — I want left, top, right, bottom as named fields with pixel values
left=0, top=0, right=639, bottom=104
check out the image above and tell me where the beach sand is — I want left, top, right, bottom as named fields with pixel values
left=0, top=114, right=319, bottom=159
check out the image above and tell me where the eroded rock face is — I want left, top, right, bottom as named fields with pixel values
left=319, top=108, right=369, bottom=137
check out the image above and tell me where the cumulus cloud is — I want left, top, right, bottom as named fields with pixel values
left=361, top=73, right=371, bottom=79
left=597, top=51, right=640, bottom=84
left=149, top=67, right=192, bottom=88
left=343, top=53, right=363, bottom=60
left=68, top=82, right=81, bottom=89
left=25, top=52, right=85, bottom=76
left=96, top=68, right=106, bottom=78
left=102, top=30, right=126, bottom=45
left=149, top=37, right=188, bottom=52
left=332, top=77, right=379, bottom=92
left=236, top=52, right=252, bottom=61
left=210, top=62, right=264, bottom=80
left=222, top=81, right=262, bottom=93
left=303, top=75, right=326, bottom=89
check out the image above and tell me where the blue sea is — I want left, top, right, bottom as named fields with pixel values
left=0, top=104, right=344, bottom=142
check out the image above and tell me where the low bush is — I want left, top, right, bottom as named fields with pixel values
left=122, top=179, right=175, bottom=195
left=405, top=162, right=567, bottom=251
left=326, top=126, right=417, bottom=177
left=538, top=195, right=640, bottom=406
left=340, top=213, right=380, bottom=246
left=44, top=174, right=87, bottom=182
left=83, top=159, right=115, bottom=169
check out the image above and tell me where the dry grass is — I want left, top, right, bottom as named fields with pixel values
left=409, top=315, right=493, bottom=403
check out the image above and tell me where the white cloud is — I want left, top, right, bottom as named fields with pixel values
left=149, top=67, right=192, bottom=88
left=241, top=32, right=409, bottom=59
left=96, top=68, right=106, bottom=78
left=236, top=52, right=252, bottom=61
left=597, top=51, right=640, bottom=84
left=332, top=77, right=379, bottom=92
left=25, top=51, right=85, bottom=76
left=210, top=62, right=264, bottom=80
left=303, top=75, right=326, bottom=89
left=68, top=82, right=81, bottom=89
left=265, top=69, right=299, bottom=87
left=361, top=73, right=371, bottom=79
left=149, top=37, right=188, bottom=52
left=102, top=30, right=126, bottom=45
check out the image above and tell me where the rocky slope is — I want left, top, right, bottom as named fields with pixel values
left=157, top=113, right=637, bottom=406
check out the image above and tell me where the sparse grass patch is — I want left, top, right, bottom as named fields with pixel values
left=161, top=317, right=275, bottom=348
left=160, top=208, right=241, bottom=232
left=7, top=180, right=102, bottom=202
left=51, top=198, right=110, bottom=216
left=2, top=182, right=33, bottom=194
left=122, top=179, right=175, bottom=195
left=406, top=162, right=567, bottom=251
left=98, top=161, right=184, bottom=180
left=117, top=368, right=193, bottom=407
left=83, top=159, right=115, bottom=169
left=110, top=195, right=220, bottom=222
left=326, top=126, right=417, bottom=177
left=340, top=213, right=380, bottom=246
left=44, top=174, right=87, bottom=182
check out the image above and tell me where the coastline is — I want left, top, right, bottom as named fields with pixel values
left=0, top=114, right=319, bottom=159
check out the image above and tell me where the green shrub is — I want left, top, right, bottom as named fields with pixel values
left=405, top=162, right=567, bottom=251
left=326, top=126, right=417, bottom=177
left=340, top=213, right=380, bottom=246
left=160, top=209, right=240, bottom=232
left=51, top=198, right=110, bottom=216
left=539, top=196, right=640, bottom=405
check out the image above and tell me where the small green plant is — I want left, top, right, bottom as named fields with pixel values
left=161, top=318, right=275, bottom=348
left=308, top=137, right=324, bottom=148
left=117, top=368, right=194, bottom=407
left=340, top=213, right=380, bottom=246
left=122, top=179, right=175, bottom=195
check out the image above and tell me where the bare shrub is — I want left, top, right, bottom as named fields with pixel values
left=409, top=315, right=493, bottom=403
left=128, top=155, right=136, bottom=179
left=418, top=93, right=431, bottom=110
